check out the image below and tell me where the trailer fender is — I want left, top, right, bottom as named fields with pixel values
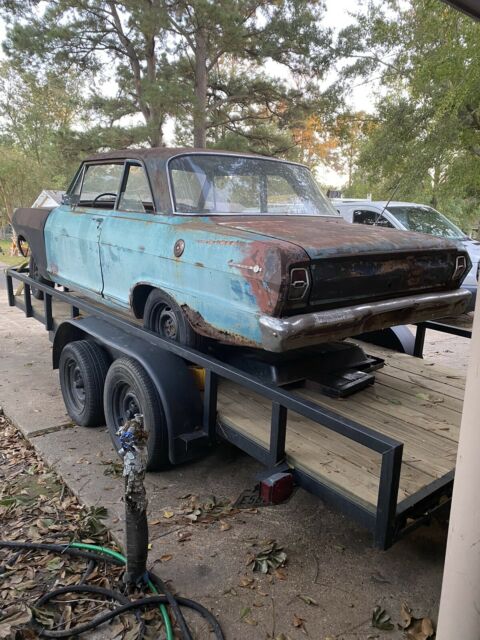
left=52, top=316, right=205, bottom=465
left=355, top=325, right=415, bottom=355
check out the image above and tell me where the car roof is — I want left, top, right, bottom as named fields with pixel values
left=84, top=147, right=295, bottom=164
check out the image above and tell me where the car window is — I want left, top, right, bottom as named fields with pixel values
left=353, top=209, right=394, bottom=228
left=118, top=164, right=154, bottom=213
left=171, top=168, right=215, bottom=212
left=387, top=205, right=467, bottom=239
left=78, top=163, right=124, bottom=208
left=169, top=154, right=339, bottom=216
left=213, top=174, right=261, bottom=212
left=267, top=175, right=305, bottom=213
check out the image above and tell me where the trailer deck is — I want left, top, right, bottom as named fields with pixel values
left=5, top=267, right=466, bottom=549
left=218, top=349, right=461, bottom=511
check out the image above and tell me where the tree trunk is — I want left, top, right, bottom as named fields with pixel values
left=193, top=27, right=208, bottom=148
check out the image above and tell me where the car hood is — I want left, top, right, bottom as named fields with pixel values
left=214, top=215, right=458, bottom=258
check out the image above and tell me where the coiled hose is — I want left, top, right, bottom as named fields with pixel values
left=0, top=540, right=224, bottom=640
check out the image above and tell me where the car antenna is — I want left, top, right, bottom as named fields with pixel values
left=375, top=178, right=402, bottom=225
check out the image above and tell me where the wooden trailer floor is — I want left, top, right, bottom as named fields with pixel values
left=216, top=343, right=464, bottom=511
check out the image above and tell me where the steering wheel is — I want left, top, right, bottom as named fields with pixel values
left=93, top=192, right=117, bottom=204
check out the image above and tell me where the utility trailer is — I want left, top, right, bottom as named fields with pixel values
left=5, top=266, right=470, bottom=550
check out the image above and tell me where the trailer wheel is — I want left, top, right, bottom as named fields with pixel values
left=103, top=357, right=169, bottom=471
left=143, top=289, right=198, bottom=347
left=59, top=340, right=110, bottom=427
left=29, top=255, right=54, bottom=301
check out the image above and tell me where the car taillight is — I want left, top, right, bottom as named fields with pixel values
left=452, top=255, right=468, bottom=281
left=288, top=267, right=310, bottom=301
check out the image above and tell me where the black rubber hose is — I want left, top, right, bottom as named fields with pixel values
left=0, top=541, right=224, bottom=640
left=148, top=570, right=193, bottom=640
left=0, top=541, right=125, bottom=566
left=35, top=585, right=224, bottom=639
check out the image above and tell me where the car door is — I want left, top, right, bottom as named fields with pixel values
left=99, top=161, right=164, bottom=307
left=45, top=161, right=124, bottom=294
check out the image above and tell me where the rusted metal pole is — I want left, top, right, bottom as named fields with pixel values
left=437, top=293, right=480, bottom=638
left=118, top=414, right=149, bottom=586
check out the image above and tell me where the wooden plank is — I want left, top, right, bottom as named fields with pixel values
left=379, top=365, right=465, bottom=401
left=299, top=387, right=458, bottom=478
left=218, top=382, right=439, bottom=508
left=375, top=372, right=464, bottom=414
left=379, top=357, right=465, bottom=390
left=354, top=340, right=466, bottom=389
left=370, top=382, right=462, bottom=441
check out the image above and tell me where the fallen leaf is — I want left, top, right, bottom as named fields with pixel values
left=163, top=510, right=174, bottom=519
left=160, top=554, right=172, bottom=562
left=400, top=602, right=435, bottom=640
left=292, top=614, right=307, bottom=633
left=298, top=594, right=319, bottom=606
left=372, top=605, right=394, bottom=631
left=220, top=520, right=231, bottom=531
left=274, top=568, right=287, bottom=580
left=240, top=606, right=251, bottom=619
left=239, top=576, right=255, bottom=588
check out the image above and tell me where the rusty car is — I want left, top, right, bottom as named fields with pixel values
left=13, top=148, right=471, bottom=352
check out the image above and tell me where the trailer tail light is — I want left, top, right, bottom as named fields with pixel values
left=452, top=255, right=468, bottom=281
left=288, top=267, right=310, bottom=301
left=260, top=472, right=294, bottom=504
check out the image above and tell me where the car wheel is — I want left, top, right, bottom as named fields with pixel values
left=103, top=357, right=169, bottom=471
left=143, top=289, right=198, bottom=347
left=59, top=340, right=110, bottom=427
left=29, top=255, right=54, bottom=300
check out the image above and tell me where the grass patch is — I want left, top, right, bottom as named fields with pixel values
left=0, top=239, right=24, bottom=266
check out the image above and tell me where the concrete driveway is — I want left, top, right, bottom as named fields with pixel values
left=0, top=267, right=472, bottom=639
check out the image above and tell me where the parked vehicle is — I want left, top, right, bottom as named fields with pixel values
left=333, top=199, right=478, bottom=311
left=13, top=149, right=471, bottom=352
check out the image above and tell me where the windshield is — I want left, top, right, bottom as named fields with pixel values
left=169, top=154, right=338, bottom=216
left=387, top=205, right=467, bottom=240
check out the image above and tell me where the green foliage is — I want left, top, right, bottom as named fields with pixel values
left=339, top=0, right=480, bottom=231
left=0, top=0, right=334, bottom=153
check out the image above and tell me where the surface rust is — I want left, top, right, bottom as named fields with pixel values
left=182, top=305, right=257, bottom=347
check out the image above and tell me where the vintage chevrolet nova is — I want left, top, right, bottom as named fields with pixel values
left=13, top=148, right=471, bottom=352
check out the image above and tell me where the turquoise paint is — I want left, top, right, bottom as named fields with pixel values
left=44, top=206, right=284, bottom=346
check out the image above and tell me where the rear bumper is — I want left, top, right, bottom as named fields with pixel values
left=259, top=289, right=471, bottom=352
left=462, top=284, right=477, bottom=311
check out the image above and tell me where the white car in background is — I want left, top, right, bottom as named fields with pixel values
left=332, top=199, right=479, bottom=312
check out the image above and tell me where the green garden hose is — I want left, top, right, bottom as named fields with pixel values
left=70, top=542, right=174, bottom=640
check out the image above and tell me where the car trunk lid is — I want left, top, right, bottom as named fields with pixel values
left=215, top=215, right=465, bottom=309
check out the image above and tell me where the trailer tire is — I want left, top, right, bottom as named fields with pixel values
left=59, top=340, right=110, bottom=427
left=103, top=357, right=169, bottom=471
left=29, top=255, right=54, bottom=301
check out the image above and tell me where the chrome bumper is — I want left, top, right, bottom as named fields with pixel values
left=259, top=289, right=471, bottom=352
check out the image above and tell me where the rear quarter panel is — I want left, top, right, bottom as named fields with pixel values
left=99, top=213, right=305, bottom=346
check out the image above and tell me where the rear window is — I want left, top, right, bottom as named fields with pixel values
left=169, top=154, right=338, bottom=216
